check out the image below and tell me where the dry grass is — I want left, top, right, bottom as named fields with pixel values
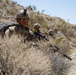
left=0, top=34, right=72, bottom=75
left=0, top=1, right=76, bottom=75
left=0, top=35, right=52, bottom=75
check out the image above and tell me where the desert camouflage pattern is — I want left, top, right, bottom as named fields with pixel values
left=5, top=24, right=33, bottom=39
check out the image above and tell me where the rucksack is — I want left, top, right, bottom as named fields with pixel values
left=0, top=22, right=18, bottom=30
left=0, top=21, right=18, bottom=37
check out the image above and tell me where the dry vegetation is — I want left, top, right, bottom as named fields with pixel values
left=0, top=0, right=76, bottom=75
left=0, top=35, right=72, bottom=75
left=0, top=0, right=24, bottom=23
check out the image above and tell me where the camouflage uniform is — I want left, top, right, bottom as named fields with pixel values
left=33, top=23, right=42, bottom=40
left=15, top=24, right=33, bottom=42
left=4, top=9, right=33, bottom=41
left=15, top=25, right=31, bottom=36
left=5, top=24, right=32, bottom=37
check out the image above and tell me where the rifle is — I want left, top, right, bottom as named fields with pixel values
left=34, top=32, right=72, bottom=61
left=50, top=45, right=72, bottom=61
left=34, top=32, right=49, bottom=41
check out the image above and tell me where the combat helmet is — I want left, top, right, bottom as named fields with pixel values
left=47, top=29, right=54, bottom=36
left=33, top=23, right=41, bottom=32
left=33, top=23, right=41, bottom=29
left=16, top=9, right=29, bottom=19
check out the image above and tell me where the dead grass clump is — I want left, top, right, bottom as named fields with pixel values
left=0, top=35, right=52, bottom=75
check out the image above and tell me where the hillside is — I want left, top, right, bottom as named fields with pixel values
left=0, top=0, right=76, bottom=75
left=0, top=0, right=24, bottom=23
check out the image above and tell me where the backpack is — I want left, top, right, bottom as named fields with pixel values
left=0, top=22, right=18, bottom=37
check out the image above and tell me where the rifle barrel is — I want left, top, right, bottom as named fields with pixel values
left=63, top=54, right=72, bottom=60
left=51, top=45, right=72, bottom=61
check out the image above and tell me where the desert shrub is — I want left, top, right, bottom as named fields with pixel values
left=0, top=34, right=72, bottom=75
left=0, top=35, right=52, bottom=75
left=51, top=56, right=71, bottom=75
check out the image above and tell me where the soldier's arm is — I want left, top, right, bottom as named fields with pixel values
left=5, top=26, right=15, bottom=37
